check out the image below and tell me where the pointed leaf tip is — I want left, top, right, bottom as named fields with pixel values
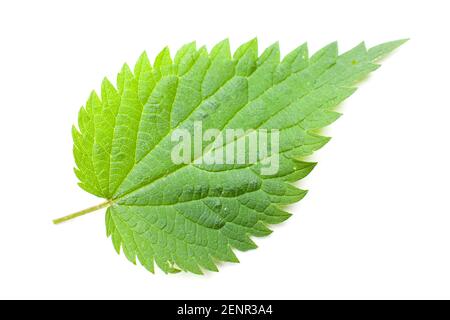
left=368, top=39, right=408, bottom=61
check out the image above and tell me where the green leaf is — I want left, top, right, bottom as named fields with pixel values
left=57, top=39, right=405, bottom=274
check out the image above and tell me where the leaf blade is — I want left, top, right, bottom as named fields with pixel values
left=72, top=39, right=405, bottom=274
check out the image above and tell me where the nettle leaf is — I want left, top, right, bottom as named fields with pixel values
left=56, top=39, right=405, bottom=274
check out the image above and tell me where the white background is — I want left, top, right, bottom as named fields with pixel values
left=0, top=0, right=449, bottom=300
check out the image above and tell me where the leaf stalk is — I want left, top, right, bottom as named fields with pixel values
left=53, top=200, right=112, bottom=225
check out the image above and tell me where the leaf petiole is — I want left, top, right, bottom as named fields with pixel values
left=53, top=200, right=113, bottom=225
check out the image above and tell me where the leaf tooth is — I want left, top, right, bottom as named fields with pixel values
left=133, top=51, right=151, bottom=78
left=287, top=134, right=332, bottom=157
left=208, top=235, right=240, bottom=263
left=175, top=42, right=199, bottom=76
left=250, top=221, right=273, bottom=237
left=154, top=46, right=172, bottom=69
left=134, top=234, right=156, bottom=274
left=190, top=246, right=219, bottom=273
left=260, top=205, right=292, bottom=224
left=302, top=110, right=342, bottom=130
left=210, top=38, right=231, bottom=60
left=257, top=41, right=280, bottom=66
left=137, top=255, right=155, bottom=274
left=338, top=41, right=368, bottom=65
left=311, top=41, right=338, bottom=64
left=223, top=244, right=240, bottom=263
left=87, top=90, right=102, bottom=114
left=77, top=182, right=100, bottom=197
left=221, top=223, right=258, bottom=252
left=111, top=228, right=122, bottom=255
left=105, top=210, right=113, bottom=237
left=274, top=42, right=308, bottom=83
left=77, top=105, right=89, bottom=133
left=71, top=125, right=82, bottom=148
left=101, top=77, right=118, bottom=100
left=174, top=41, right=197, bottom=64
left=273, top=160, right=317, bottom=182
left=197, top=45, right=208, bottom=56
left=173, top=253, right=203, bottom=275
left=263, top=181, right=308, bottom=204
left=117, top=63, right=133, bottom=94
left=233, top=37, right=258, bottom=61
